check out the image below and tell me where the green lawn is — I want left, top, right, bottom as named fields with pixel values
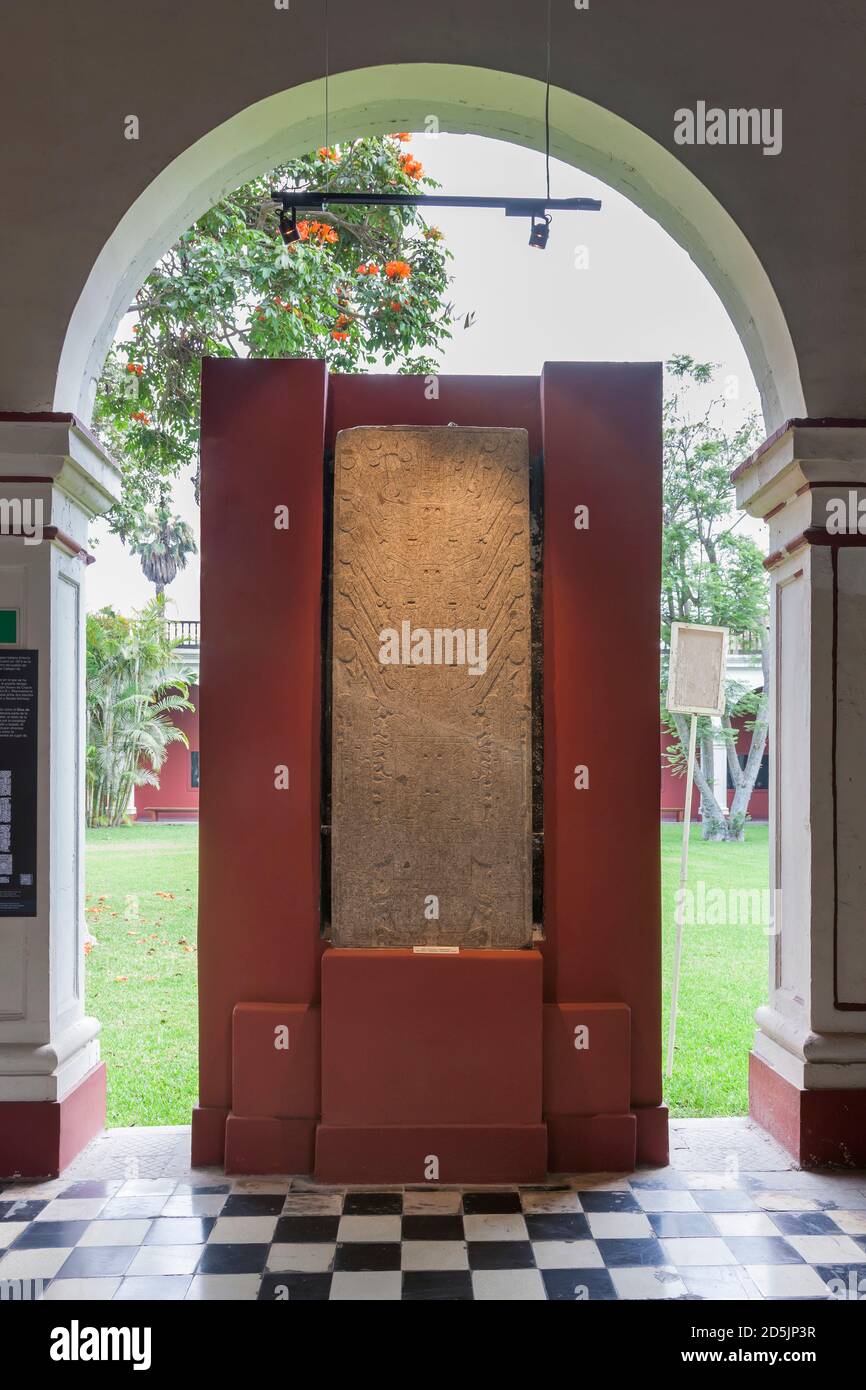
left=86, top=821, right=769, bottom=1127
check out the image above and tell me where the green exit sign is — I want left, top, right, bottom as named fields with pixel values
left=0, top=610, right=18, bottom=644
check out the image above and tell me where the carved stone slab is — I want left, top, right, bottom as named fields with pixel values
left=330, top=425, right=532, bottom=948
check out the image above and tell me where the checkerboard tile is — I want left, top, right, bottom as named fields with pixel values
left=1, top=1173, right=865, bottom=1300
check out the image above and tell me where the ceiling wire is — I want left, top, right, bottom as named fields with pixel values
left=545, top=0, right=551, bottom=201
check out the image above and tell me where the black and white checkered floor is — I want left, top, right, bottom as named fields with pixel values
left=3, top=1169, right=866, bottom=1300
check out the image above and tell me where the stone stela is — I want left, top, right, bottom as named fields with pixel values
left=329, top=425, right=533, bottom=949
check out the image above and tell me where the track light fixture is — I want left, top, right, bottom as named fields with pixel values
left=528, top=214, right=552, bottom=250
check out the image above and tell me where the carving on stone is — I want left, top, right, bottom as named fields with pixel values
left=330, top=426, right=533, bottom=948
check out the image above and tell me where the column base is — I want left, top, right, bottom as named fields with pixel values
left=0, top=1061, right=105, bottom=1179
left=750, top=1051, right=866, bottom=1168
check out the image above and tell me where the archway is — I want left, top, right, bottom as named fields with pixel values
left=56, top=64, right=802, bottom=431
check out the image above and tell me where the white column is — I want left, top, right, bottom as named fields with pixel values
left=0, top=418, right=119, bottom=1165
left=736, top=425, right=866, bottom=1097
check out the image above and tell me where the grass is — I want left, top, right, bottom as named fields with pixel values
left=85, top=824, right=198, bottom=1128
left=86, top=821, right=769, bottom=1126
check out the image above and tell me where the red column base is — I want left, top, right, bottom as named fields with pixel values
left=633, top=1103, right=670, bottom=1166
left=315, top=1124, right=548, bottom=1184
left=750, top=1051, right=866, bottom=1168
left=191, top=1104, right=229, bottom=1167
left=0, top=1062, right=106, bottom=1179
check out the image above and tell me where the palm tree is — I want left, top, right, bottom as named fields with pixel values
left=130, top=502, right=197, bottom=597
left=86, top=602, right=195, bottom=826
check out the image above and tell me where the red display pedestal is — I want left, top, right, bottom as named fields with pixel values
left=0, top=1063, right=105, bottom=1180
left=196, top=360, right=666, bottom=1178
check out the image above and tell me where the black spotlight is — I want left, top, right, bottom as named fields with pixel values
left=528, top=214, right=551, bottom=250
left=279, top=207, right=300, bottom=245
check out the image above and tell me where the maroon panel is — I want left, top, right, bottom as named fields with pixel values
left=543, top=1003, right=630, bottom=1117
left=232, top=1003, right=320, bottom=1119
left=315, top=1123, right=548, bottom=1184
left=546, top=1113, right=637, bottom=1173
left=633, top=1103, right=670, bottom=1166
left=198, top=358, right=327, bottom=1114
left=321, top=949, right=543, bottom=1126
left=224, top=1115, right=316, bottom=1175
left=542, top=362, right=663, bottom=1110
left=327, top=374, right=542, bottom=455
left=750, top=1051, right=866, bottom=1168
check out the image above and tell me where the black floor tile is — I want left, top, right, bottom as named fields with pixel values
left=197, top=1242, right=270, bottom=1275
left=402, top=1271, right=474, bottom=1301
left=259, top=1272, right=332, bottom=1301
left=542, top=1268, right=619, bottom=1300
left=219, top=1194, right=285, bottom=1217
left=597, top=1238, right=667, bottom=1268
left=57, top=1245, right=138, bottom=1278
left=524, top=1213, right=590, bottom=1241
left=333, top=1242, right=401, bottom=1272
left=462, top=1191, right=521, bottom=1215
left=1, top=1200, right=49, bottom=1222
left=57, top=1181, right=118, bottom=1199
left=343, top=1192, right=402, bottom=1216
left=693, top=1189, right=759, bottom=1213
left=401, top=1215, right=465, bottom=1241
left=647, top=1212, right=717, bottom=1238
left=722, top=1236, right=804, bottom=1264
left=770, top=1211, right=840, bottom=1236
left=272, top=1215, right=340, bottom=1243
left=814, top=1265, right=866, bottom=1300
left=467, top=1240, right=535, bottom=1270
left=577, top=1191, right=641, bottom=1213
left=11, top=1220, right=90, bottom=1248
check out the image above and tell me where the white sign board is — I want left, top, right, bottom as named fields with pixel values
left=666, top=622, right=729, bottom=717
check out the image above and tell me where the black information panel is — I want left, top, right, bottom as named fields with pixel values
left=0, top=650, right=37, bottom=916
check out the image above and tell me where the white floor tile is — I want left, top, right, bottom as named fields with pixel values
left=185, top=1274, right=261, bottom=1300
left=785, top=1234, right=866, bottom=1264
left=79, top=1219, right=152, bottom=1247
left=520, top=1190, right=584, bottom=1214
left=828, top=1210, right=866, bottom=1236
left=661, top=1237, right=739, bottom=1266
left=336, top=1216, right=402, bottom=1243
left=745, top=1264, right=832, bottom=1298
left=34, top=1198, right=109, bottom=1222
left=532, top=1239, right=604, bottom=1269
left=710, top=1212, right=779, bottom=1237
left=754, top=1192, right=819, bottom=1212
left=116, top=1179, right=176, bottom=1197
left=127, top=1244, right=203, bottom=1276
left=0, top=1247, right=73, bottom=1279
left=42, top=1277, right=121, bottom=1301
left=586, top=1212, right=654, bottom=1239
left=401, top=1240, right=469, bottom=1271
left=161, top=1195, right=226, bottom=1218
left=610, top=1266, right=688, bottom=1299
left=402, top=1190, right=462, bottom=1215
left=682, top=1266, right=764, bottom=1300
left=462, top=1214, right=528, bottom=1242
left=207, top=1216, right=278, bottom=1244
left=281, top=1193, right=344, bottom=1216
left=634, top=1190, right=700, bottom=1213
left=0, top=1222, right=29, bottom=1249
left=266, top=1243, right=335, bottom=1273
left=471, top=1269, right=546, bottom=1301
left=329, top=1272, right=401, bottom=1300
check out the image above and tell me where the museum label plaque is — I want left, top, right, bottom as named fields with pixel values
left=330, top=425, right=533, bottom=948
left=0, top=649, right=38, bottom=916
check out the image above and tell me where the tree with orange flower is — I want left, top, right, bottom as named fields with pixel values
left=94, top=135, right=455, bottom=538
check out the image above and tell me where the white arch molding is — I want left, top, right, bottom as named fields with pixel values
left=55, top=63, right=804, bottom=431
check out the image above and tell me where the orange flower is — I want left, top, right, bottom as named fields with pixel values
left=366, top=263, right=380, bottom=275
left=399, top=153, right=423, bottom=180
left=385, top=260, right=411, bottom=280
left=318, top=146, right=339, bottom=161
left=130, top=410, right=151, bottom=424
left=357, top=263, right=368, bottom=274
left=391, top=132, right=411, bottom=141
left=331, top=330, right=349, bottom=341
left=424, top=226, right=443, bottom=241
left=390, top=300, right=402, bottom=311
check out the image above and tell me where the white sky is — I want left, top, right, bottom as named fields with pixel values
left=86, top=133, right=763, bottom=619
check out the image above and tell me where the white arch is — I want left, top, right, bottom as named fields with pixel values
left=56, top=63, right=804, bottom=430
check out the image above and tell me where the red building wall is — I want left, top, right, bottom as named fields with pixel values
left=660, top=709, right=769, bottom=822
left=134, top=683, right=200, bottom=821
